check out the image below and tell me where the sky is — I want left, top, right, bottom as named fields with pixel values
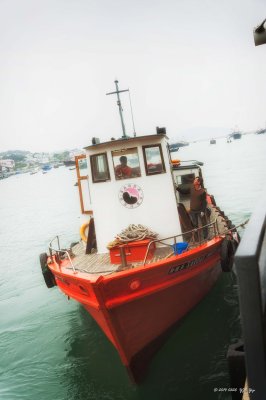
left=0, top=0, right=265, bottom=152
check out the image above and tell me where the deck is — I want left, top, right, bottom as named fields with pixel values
left=68, top=244, right=174, bottom=275
left=62, top=204, right=230, bottom=276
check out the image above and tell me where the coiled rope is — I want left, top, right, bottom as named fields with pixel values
left=107, top=224, right=158, bottom=249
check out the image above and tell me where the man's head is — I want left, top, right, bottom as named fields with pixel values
left=120, top=156, right=127, bottom=166
left=193, top=176, right=203, bottom=189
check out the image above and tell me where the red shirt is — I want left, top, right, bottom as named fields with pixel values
left=115, top=164, right=132, bottom=178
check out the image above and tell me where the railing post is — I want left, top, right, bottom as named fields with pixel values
left=144, top=242, right=152, bottom=266
left=119, top=246, right=128, bottom=269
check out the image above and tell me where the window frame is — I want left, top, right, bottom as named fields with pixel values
left=90, top=152, right=110, bottom=183
left=75, top=154, right=93, bottom=214
left=112, top=147, right=141, bottom=180
left=142, top=144, right=166, bottom=176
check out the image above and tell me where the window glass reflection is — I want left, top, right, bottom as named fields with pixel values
left=143, top=145, right=165, bottom=175
left=112, top=148, right=141, bottom=180
left=90, top=153, right=110, bottom=182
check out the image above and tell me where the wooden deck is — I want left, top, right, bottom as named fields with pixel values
left=68, top=243, right=174, bottom=275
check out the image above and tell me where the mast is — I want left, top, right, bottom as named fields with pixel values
left=106, top=80, right=129, bottom=139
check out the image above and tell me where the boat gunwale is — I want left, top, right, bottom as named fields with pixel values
left=48, top=237, right=223, bottom=311
left=48, top=235, right=223, bottom=281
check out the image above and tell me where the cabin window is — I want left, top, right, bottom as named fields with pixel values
left=90, top=153, right=110, bottom=183
left=112, top=148, right=141, bottom=180
left=142, top=144, right=166, bottom=175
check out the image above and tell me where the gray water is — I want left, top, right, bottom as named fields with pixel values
left=0, top=134, right=265, bottom=400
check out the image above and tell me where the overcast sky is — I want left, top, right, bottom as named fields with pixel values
left=0, top=0, right=265, bottom=152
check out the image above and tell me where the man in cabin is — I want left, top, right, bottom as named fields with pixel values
left=115, top=156, right=132, bottom=179
left=189, top=177, right=208, bottom=238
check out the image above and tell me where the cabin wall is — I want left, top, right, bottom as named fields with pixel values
left=86, top=137, right=182, bottom=254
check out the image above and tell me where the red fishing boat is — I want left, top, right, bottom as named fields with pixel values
left=39, top=81, right=239, bottom=383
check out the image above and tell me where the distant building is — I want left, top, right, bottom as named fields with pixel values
left=0, top=159, right=15, bottom=169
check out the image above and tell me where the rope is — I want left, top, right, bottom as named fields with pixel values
left=107, top=224, right=158, bottom=248
left=228, top=219, right=249, bottom=231
left=220, top=219, right=249, bottom=239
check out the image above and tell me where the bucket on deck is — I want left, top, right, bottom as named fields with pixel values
left=172, top=242, right=188, bottom=255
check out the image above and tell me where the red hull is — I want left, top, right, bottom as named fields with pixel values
left=50, top=238, right=222, bottom=382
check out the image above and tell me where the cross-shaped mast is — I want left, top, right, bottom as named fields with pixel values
left=106, top=80, right=129, bottom=139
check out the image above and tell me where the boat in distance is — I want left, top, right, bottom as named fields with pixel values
left=169, top=140, right=189, bottom=152
left=256, top=128, right=266, bottom=135
left=229, top=131, right=242, bottom=140
left=63, top=159, right=76, bottom=166
left=39, top=82, right=240, bottom=383
left=41, top=164, right=52, bottom=172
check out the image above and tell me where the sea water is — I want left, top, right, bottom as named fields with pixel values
left=0, top=134, right=265, bottom=400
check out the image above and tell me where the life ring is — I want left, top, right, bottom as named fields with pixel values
left=220, top=239, right=235, bottom=272
left=39, top=252, right=56, bottom=288
left=80, top=222, right=90, bottom=242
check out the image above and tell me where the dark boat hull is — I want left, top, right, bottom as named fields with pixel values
left=63, top=160, right=76, bottom=166
left=231, top=133, right=242, bottom=140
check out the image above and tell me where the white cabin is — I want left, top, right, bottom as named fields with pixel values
left=79, top=133, right=201, bottom=254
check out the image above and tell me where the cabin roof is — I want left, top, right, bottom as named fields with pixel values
left=84, top=133, right=168, bottom=150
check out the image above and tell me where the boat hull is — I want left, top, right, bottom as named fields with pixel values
left=50, top=239, right=222, bottom=382
left=86, top=260, right=220, bottom=382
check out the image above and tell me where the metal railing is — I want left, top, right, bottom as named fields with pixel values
left=48, top=219, right=246, bottom=273
left=48, top=236, right=77, bottom=273
left=143, top=219, right=220, bottom=265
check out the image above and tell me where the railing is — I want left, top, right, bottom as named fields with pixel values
left=143, top=219, right=220, bottom=265
left=48, top=236, right=77, bottom=273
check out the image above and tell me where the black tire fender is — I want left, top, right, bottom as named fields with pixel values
left=220, top=239, right=235, bottom=272
left=39, top=253, right=56, bottom=288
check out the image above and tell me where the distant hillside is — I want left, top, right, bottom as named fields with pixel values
left=0, top=150, right=30, bottom=161
left=0, top=149, right=84, bottom=164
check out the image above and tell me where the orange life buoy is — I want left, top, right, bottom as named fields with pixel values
left=80, top=222, right=90, bottom=242
left=171, top=159, right=181, bottom=166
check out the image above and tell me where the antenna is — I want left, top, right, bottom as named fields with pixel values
left=128, top=89, right=136, bottom=137
left=106, top=80, right=128, bottom=139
